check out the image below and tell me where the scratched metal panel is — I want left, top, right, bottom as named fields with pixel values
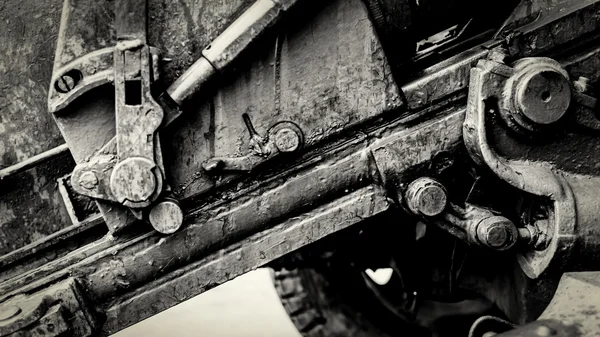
left=166, top=0, right=403, bottom=199
left=0, top=0, right=64, bottom=166
left=0, top=0, right=252, bottom=254
left=0, top=153, right=75, bottom=255
left=0, top=0, right=75, bottom=255
left=0, top=0, right=401, bottom=254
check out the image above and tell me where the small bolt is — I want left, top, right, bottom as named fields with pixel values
left=79, top=171, right=99, bottom=190
left=274, top=128, right=301, bottom=153
left=405, top=177, right=448, bottom=217
left=56, top=75, right=76, bottom=93
left=149, top=199, right=183, bottom=234
left=0, top=305, right=21, bottom=321
left=476, top=216, right=517, bottom=250
left=574, top=76, right=592, bottom=94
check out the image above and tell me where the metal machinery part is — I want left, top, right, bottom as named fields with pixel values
left=1, top=0, right=600, bottom=336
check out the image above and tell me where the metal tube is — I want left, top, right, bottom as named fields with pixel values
left=0, top=144, right=70, bottom=180
left=166, top=0, right=298, bottom=106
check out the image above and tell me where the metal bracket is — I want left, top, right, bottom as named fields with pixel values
left=463, top=49, right=580, bottom=278
left=48, top=47, right=161, bottom=114
left=110, top=40, right=165, bottom=208
left=203, top=115, right=304, bottom=173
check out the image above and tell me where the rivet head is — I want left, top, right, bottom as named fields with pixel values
left=405, top=177, right=448, bottom=217
left=149, top=199, right=183, bottom=234
left=274, top=128, right=301, bottom=153
left=79, top=171, right=99, bottom=190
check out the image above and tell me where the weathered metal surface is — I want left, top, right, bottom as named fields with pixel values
left=100, top=185, right=390, bottom=335
left=0, top=152, right=76, bottom=255
left=0, top=145, right=69, bottom=181
left=501, top=57, right=572, bottom=134
left=404, top=177, right=448, bottom=217
left=203, top=119, right=304, bottom=173
left=166, top=0, right=301, bottom=107
left=0, top=215, right=106, bottom=284
left=166, top=0, right=402, bottom=200
left=506, top=0, right=600, bottom=58
left=464, top=54, right=578, bottom=278
left=0, top=278, right=98, bottom=337
left=463, top=49, right=600, bottom=279
left=0, top=0, right=65, bottom=166
left=148, top=199, right=184, bottom=234
left=4, top=0, right=600, bottom=335
left=0, top=104, right=465, bottom=336
left=487, top=42, right=600, bottom=177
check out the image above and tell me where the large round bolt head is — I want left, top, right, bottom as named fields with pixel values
left=149, top=200, right=183, bottom=234
left=405, top=177, right=448, bottom=217
left=79, top=171, right=98, bottom=190
left=516, top=70, right=571, bottom=125
left=476, top=216, right=518, bottom=250
left=274, top=128, right=301, bottom=153
left=0, top=305, right=21, bottom=321
left=110, top=157, right=157, bottom=205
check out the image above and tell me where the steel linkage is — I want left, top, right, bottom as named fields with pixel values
left=1, top=0, right=600, bottom=336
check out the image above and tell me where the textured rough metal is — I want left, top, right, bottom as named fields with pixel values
left=404, top=177, right=448, bottom=217
left=166, top=0, right=300, bottom=106
left=78, top=171, right=98, bottom=190
left=4, top=0, right=600, bottom=336
left=148, top=199, right=183, bottom=234
left=273, top=128, right=301, bottom=153
left=437, top=203, right=519, bottom=251
left=167, top=0, right=401, bottom=199
left=476, top=216, right=518, bottom=250
left=502, top=58, right=572, bottom=133
left=0, top=279, right=97, bottom=336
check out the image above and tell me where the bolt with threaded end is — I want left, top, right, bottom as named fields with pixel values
left=405, top=177, right=448, bottom=217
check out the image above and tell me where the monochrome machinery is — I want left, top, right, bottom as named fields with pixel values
left=1, top=0, right=600, bottom=336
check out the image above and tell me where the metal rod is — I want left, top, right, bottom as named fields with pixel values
left=0, top=144, right=70, bottom=180
left=165, top=0, right=299, bottom=107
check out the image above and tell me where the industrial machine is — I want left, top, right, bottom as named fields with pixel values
left=1, top=0, right=600, bottom=335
